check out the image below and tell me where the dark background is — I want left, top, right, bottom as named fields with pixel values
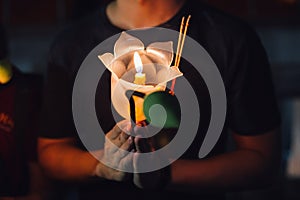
left=1, top=0, right=299, bottom=199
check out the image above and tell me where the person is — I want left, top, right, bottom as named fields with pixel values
left=38, top=0, right=281, bottom=199
left=0, top=23, right=26, bottom=198
left=0, top=24, right=49, bottom=199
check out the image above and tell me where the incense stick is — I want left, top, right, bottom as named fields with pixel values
left=170, top=15, right=191, bottom=93
left=176, top=15, right=191, bottom=68
left=174, top=16, right=185, bottom=67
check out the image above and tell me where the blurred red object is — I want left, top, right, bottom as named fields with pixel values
left=279, top=0, right=298, bottom=5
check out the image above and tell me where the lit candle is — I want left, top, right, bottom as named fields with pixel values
left=133, top=52, right=146, bottom=85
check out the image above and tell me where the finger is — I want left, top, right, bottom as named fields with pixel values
left=104, top=134, right=130, bottom=159
left=107, top=120, right=131, bottom=140
left=119, top=152, right=133, bottom=173
left=103, top=131, right=132, bottom=169
left=119, top=136, right=134, bottom=152
left=104, top=137, right=119, bottom=155
left=107, top=124, right=122, bottom=140
left=122, top=123, right=132, bottom=135
left=110, top=137, right=134, bottom=161
left=107, top=131, right=130, bottom=149
left=119, top=132, right=130, bottom=144
left=106, top=137, right=133, bottom=170
left=114, top=149, right=130, bottom=164
left=118, top=120, right=132, bottom=134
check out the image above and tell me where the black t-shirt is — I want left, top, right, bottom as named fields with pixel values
left=40, top=1, right=281, bottom=199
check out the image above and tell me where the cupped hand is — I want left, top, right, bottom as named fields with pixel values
left=95, top=120, right=134, bottom=181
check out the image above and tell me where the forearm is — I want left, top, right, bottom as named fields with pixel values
left=169, top=149, right=277, bottom=192
left=38, top=138, right=99, bottom=181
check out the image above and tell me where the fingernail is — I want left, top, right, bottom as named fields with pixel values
left=125, top=124, right=132, bottom=133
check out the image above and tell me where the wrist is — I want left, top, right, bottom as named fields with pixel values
left=94, top=162, right=106, bottom=178
left=94, top=162, right=115, bottom=181
left=91, top=150, right=107, bottom=179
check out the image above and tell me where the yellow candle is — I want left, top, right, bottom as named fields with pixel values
left=134, top=73, right=146, bottom=85
left=132, top=52, right=146, bottom=122
left=133, top=52, right=146, bottom=85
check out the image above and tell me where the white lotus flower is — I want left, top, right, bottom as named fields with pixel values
left=98, top=31, right=183, bottom=120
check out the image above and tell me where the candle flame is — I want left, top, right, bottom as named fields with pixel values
left=134, top=52, right=143, bottom=74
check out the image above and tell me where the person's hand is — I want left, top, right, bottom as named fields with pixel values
left=94, top=121, right=134, bottom=181
left=133, top=126, right=167, bottom=189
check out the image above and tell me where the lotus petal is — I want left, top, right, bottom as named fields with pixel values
left=114, top=32, right=144, bottom=59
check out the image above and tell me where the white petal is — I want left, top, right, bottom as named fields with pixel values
left=110, top=60, right=127, bottom=78
left=146, top=41, right=174, bottom=67
left=156, top=66, right=183, bottom=84
left=98, top=53, right=114, bottom=68
left=114, top=32, right=144, bottom=59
